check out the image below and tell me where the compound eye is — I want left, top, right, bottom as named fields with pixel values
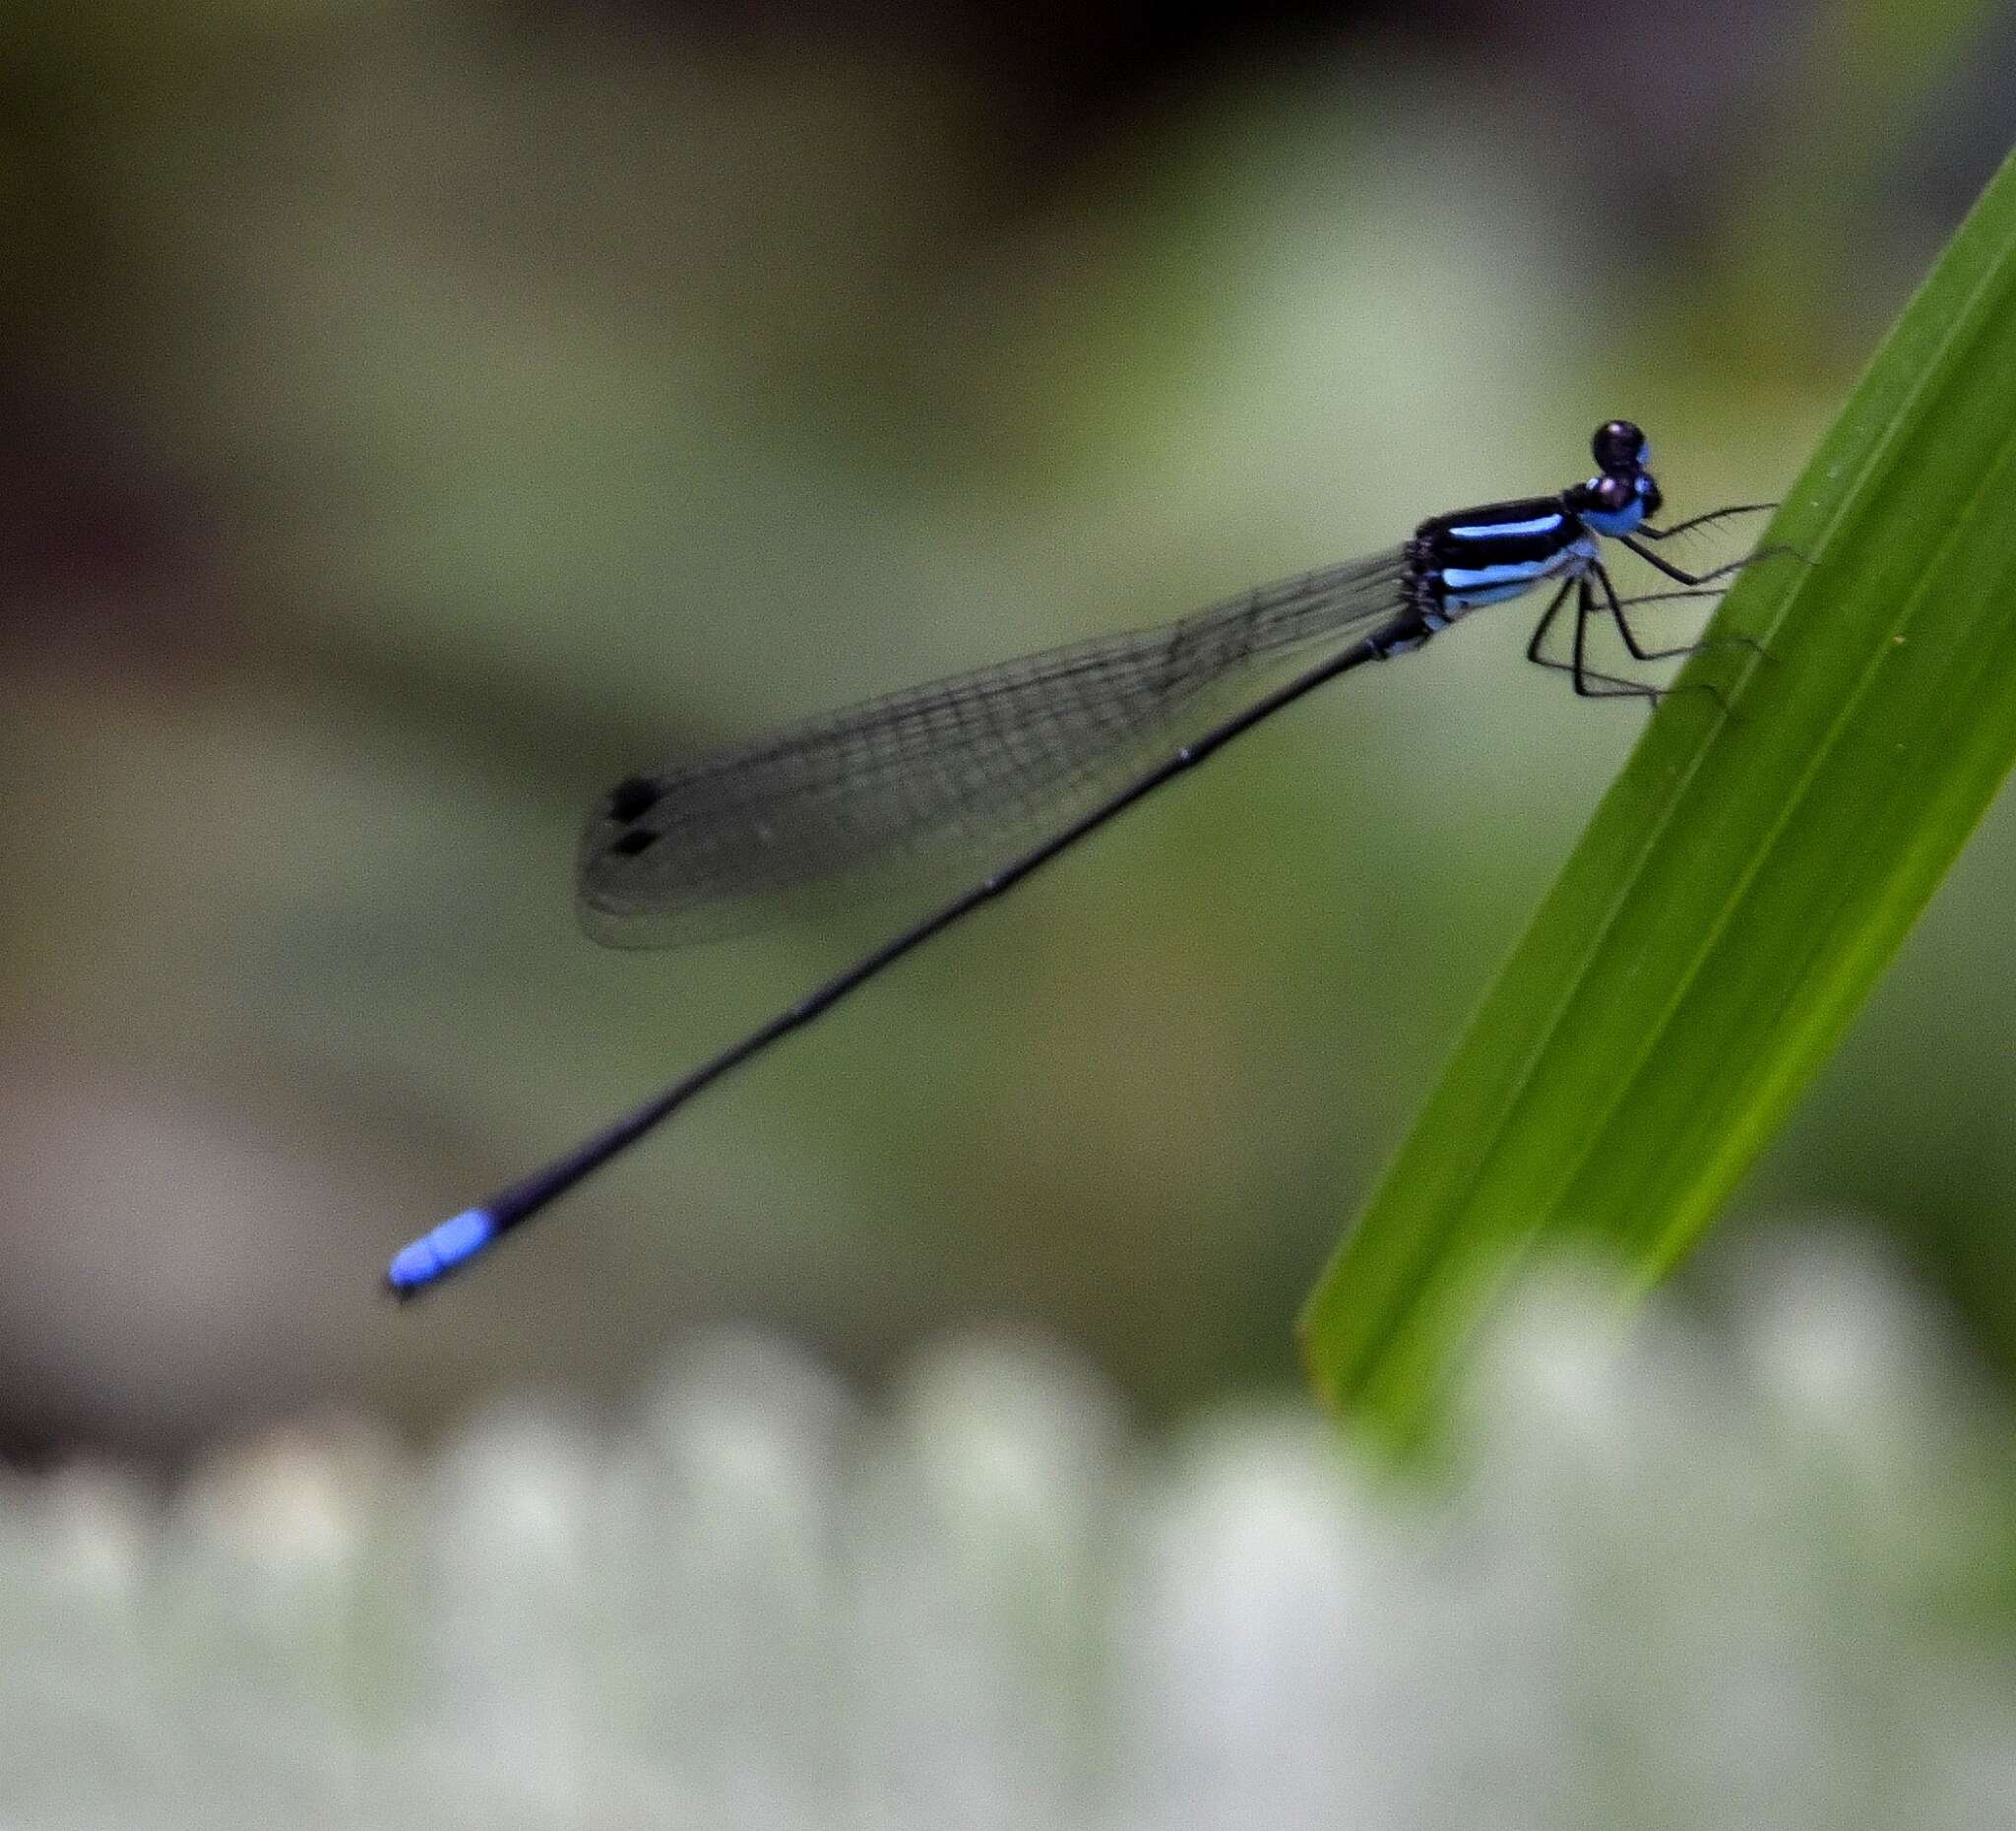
left=1591, top=418, right=1646, bottom=473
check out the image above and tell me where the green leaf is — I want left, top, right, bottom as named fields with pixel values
left=1298, top=147, right=2016, bottom=1447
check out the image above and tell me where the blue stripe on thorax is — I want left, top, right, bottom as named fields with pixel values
left=1435, top=530, right=1600, bottom=615
left=1442, top=557, right=1552, bottom=595
left=1442, top=512, right=1564, bottom=541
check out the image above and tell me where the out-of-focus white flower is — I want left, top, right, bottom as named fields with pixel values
left=0, top=1232, right=2010, bottom=1830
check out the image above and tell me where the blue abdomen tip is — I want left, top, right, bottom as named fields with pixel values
left=387, top=1207, right=497, bottom=1293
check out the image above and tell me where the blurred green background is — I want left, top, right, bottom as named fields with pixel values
left=4, top=0, right=2015, bottom=1458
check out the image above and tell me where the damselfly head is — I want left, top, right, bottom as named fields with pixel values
left=1576, top=420, right=1662, bottom=526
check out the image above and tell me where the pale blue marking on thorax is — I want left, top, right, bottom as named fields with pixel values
left=1438, top=531, right=1600, bottom=619
left=1579, top=487, right=1651, bottom=538
left=1443, top=512, right=1564, bottom=541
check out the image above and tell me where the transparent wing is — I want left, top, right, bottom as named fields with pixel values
left=577, top=550, right=1409, bottom=947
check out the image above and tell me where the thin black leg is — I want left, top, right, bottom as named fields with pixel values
left=1621, top=537, right=1808, bottom=591
left=1600, top=565, right=1699, bottom=663
left=1601, top=566, right=1737, bottom=714
left=1573, top=578, right=1665, bottom=702
left=1528, top=577, right=1658, bottom=701
left=1614, top=587, right=1726, bottom=610
left=1639, top=502, right=1777, bottom=542
left=1617, top=541, right=1764, bottom=590
left=1598, top=565, right=1763, bottom=665
left=1526, top=577, right=1660, bottom=699
left=1524, top=578, right=1575, bottom=666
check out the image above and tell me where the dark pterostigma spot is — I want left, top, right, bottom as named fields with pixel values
left=606, top=776, right=662, bottom=823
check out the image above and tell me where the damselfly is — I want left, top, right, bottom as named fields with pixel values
left=388, top=419, right=1767, bottom=1294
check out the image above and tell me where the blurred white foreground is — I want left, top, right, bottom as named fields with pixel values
left=2, top=1234, right=2011, bottom=1830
